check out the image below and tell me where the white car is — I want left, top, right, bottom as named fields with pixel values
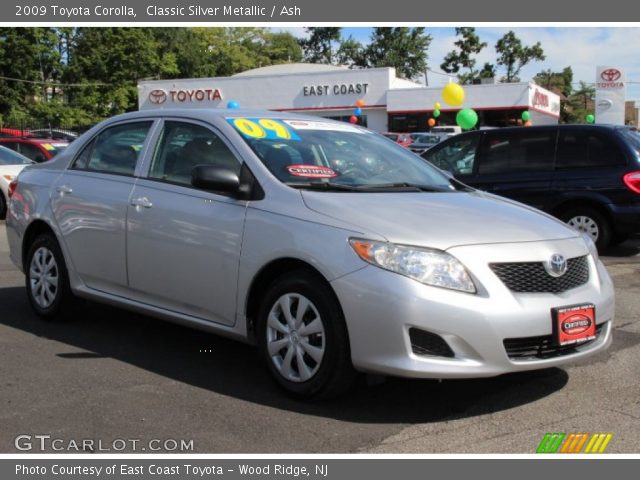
left=0, top=145, right=33, bottom=219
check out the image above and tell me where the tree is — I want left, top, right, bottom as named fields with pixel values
left=299, top=28, right=341, bottom=64
left=567, top=81, right=595, bottom=123
left=65, top=28, right=167, bottom=117
left=495, top=30, right=545, bottom=82
left=440, top=28, right=487, bottom=84
left=262, top=32, right=303, bottom=64
left=534, top=66, right=573, bottom=98
left=335, top=36, right=364, bottom=68
left=360, top=28, right=431, bottom=79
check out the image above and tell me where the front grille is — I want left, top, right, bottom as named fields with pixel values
left=409, top=328, right=455, bottom=358
left=490, top=255, right=589, bottom=294
left=504, top=322, right=605, bottom=360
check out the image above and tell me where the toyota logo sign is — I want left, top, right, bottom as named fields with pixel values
left=600, top=69, right=621, bottom=82
left=149, top=89, right=167, bottom=105
left=544, top=253, right=568, bottom=278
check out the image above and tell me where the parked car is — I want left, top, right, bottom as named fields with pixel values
left=0, top=146, right=34, bottom=219
left=0, top=137, right=68, bottom=163
left=382, top=132, right=413, bottom=147
left=408, top=133, right=445, bottom=155
left=0, top=127, right=32, bottom=138
left=29, top=128, right=79, bottom=142
left=430, top=125, right=463, bottom=136
left=6, top=110, right=614, bottom=398
left=422, top=124, right=640, bottom=250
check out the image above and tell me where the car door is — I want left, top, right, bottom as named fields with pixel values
left=471, top=128, right=557, bottom=210
left=126, top=119, right=247, bottom=326
left=51, top=120, right=156, bottom=294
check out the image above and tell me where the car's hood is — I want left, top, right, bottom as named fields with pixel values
left=301, top=190, right=577, bottom=250
left=0, top=164, right=29, bottom=177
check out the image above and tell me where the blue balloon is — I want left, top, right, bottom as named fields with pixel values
left=227, top=100, right=240, bottom=109
left=353, top=107, right=363, bottom=116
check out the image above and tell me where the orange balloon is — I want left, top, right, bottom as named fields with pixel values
left=427, top=118, right=436, bottom=127
left=355, top=99, right=365, bottom=107
left=524, top=120, right=533, bottom=127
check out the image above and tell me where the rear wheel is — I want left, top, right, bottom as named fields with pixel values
left=257, top=270, right=356, bottom=399
left=25, top=233, right=76, bottom=320
left=560, top=207, right=612, bottom=251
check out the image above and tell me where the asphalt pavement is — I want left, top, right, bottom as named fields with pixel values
left=0, top=222, right=638, bottom=453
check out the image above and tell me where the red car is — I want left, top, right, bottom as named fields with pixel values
left=0, top=127, right=32, bottom=138
left=0, top=137, right=68, bottom=163
left=382, top=132, right=414, bottom=148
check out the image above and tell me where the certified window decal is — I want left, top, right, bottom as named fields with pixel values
left=286, top=164, right=339, bottom=179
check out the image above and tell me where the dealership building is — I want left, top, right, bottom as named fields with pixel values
left=138, top=64, right=560, bottom=132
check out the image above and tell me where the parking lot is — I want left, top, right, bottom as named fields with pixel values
left=0, top=221, right=639, bottom=453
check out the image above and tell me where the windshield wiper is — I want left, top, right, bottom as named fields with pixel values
left=286, top=182, right=364, bottom=192
left=363, top=182, right=451, bottom=192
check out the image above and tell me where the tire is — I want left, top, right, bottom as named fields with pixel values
left=0, top=192, right=6, bottom=220
left=25, top=233, right=76, bottom=320
left=560, top=207, right=612, bottom=251
left=257, top=270, right=356, bottom=399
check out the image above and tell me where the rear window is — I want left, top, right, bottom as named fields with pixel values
left=619, top=128, right=640, bottom=151
left=478, top=130, right=555, bottom=174
left=556, top=130, right=626, bottom=169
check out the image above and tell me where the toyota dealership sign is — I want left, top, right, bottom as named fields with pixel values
left=595, top=66, right=625, bottom=125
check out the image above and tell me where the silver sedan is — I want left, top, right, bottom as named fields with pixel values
left=5, top=109, right=614, bottom=398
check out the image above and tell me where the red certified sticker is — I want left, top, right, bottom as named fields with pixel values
left=552, top=304, right=596, bottom=346
left=286, top=164, right=338, bottom=179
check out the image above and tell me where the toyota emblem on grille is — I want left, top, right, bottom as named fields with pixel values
left=545, top=254, right=568, bottom=277
left=149, top=89, right=167, bottom=105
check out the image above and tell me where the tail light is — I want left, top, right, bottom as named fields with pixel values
left=8, top=179, right=17, bottom=198
left=623, top=171, right=640, bottom=193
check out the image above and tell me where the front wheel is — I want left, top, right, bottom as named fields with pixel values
left=560, top=207, right=612, bottom=251
left=25, top=233, right=76, bottom=319
left=257, top=271, right=356, bottom=399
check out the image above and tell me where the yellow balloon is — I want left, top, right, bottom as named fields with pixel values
left=442, top=83, right=465, bottom=107
left=434, top=102, right=442, bottom=110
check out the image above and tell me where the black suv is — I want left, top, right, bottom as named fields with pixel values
left=422, top=124, right=640, bottom=249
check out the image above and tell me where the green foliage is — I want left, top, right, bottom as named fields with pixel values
left=360, top=28, right=432, bottom=80
left=299, top=28, right=341, bottom=64
left=495, top=30, right=545, bottom=83
left=440, top=28, right=488, bottom=84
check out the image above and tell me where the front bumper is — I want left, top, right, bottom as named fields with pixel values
left=331, top=237, right=614, bottom=379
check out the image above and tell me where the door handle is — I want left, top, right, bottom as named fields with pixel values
left=131, top=197, right=153, bottom=208
left=56, top=185, right=73, bottom=194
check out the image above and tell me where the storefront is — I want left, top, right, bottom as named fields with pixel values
left=138, top=64, right=560, bottom=132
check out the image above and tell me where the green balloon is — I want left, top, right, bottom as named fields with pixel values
left=433, top=109, right=441, bottom=118
left=521, top=111, right=531, bottom=121
left=586, top=114, right=595, bottom=124
left=456, top=108, right=478, bottom=130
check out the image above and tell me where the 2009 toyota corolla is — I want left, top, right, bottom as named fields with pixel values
left=5, top=109, right=614, bottom=398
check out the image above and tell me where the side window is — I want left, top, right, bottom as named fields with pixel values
left=19, top=143, right=46, bottom=163
left=72, top=122, right=152, bottom=176
left=422, top=134, right=479, bottom=175
left=149, top=121, right=241, bottom=186
left=2, top=142, right=19, bottom=153
left=478, top=130, right=555, bottom=174
left=557, top=130, right=626, bottom=169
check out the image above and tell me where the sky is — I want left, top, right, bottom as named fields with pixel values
left=275, top=27, right=640, bottom=101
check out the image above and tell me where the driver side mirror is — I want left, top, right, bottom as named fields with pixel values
left=191, top=165, right=240, bottom=196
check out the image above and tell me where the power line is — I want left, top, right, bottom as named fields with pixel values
left=0, top=75, right=107, bottom=87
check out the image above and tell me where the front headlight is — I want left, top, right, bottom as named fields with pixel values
left=582, top=233, right=599, bottom=263
left=349, top=238, right=476, bottom=293
left=2, top=175, right=15, bottom=182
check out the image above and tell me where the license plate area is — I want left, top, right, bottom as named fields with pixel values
left=552, top=304, right=596, bottom=346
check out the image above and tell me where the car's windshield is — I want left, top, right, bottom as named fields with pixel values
left=413, top=135, right=441, bottom=145
left=228, top=117, right=456, bottom=191
left=0, top=146, right=34, bottom=165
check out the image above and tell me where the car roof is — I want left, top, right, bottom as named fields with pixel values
left=107, top=108, right=358, bottom=125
